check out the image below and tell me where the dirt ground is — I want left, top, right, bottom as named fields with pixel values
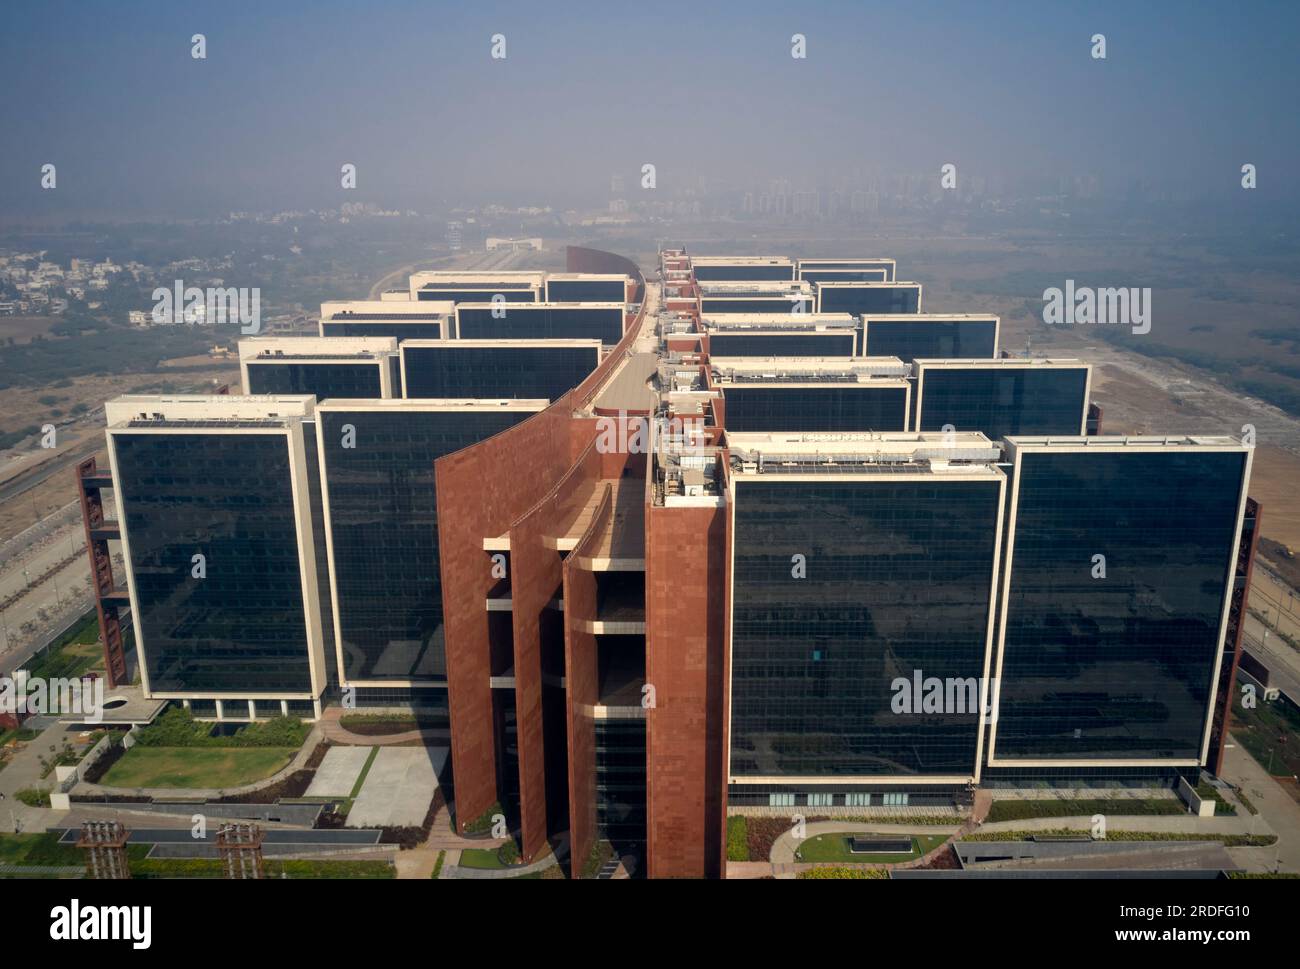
left=1247, top=446, right=1300, bottom=552
left=0, top=362, right=239, bottom=543
left=0, top=315, right=58, bottom=344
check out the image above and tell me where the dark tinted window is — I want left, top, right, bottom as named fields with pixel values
left=994, top=449, right=1246, bottom=760
left=403, top=345, right=597, bottom=400
left=731, top=477, right=1001, bottom=777
left=247, top=362, right=381, bottom=400
left=693, top=265, right=793, bottom=281
left=320, top=409, right=531, bottom=682
left=321, top=321, right=443, bottom=341
left=546, top=280, right=626, bottom=302
left=709, top=333, right=856, bottom=357
left=918, top=367, right=1087, bottom=439
left=723, top=386, right=908, bottom=432
left=864, top=320, right=996, bottom=362
left=819, top=286, right=919, bottom=315
left=456, top=305, right=623, bottom=343
left=114, top=432, right=313, bottom=694
left=416, top=288, right=536, bottom=304
left=700, top=298, right=814, bottom=314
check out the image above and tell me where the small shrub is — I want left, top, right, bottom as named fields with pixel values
left=726, top=815, right=749, bottom=861
left=16, top=788, right=51, bottom=808
left=798, top=866, right=889, bottom=879
left=463, top=801, right=504, bottom=835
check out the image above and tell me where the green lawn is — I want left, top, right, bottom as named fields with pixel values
left=0, top=832, right=93, bottom=867
left=131, top=858, right=394, bottom=879
left=986, top=798, right=1185, bottom=823
left=25, top=612, right=104, bottom=681
left=795, top=833, right=949, bottom=864
left=458, top=847, right=508, bottom=870
left=1233, top=682, right=1300, bottom=780
left=99, top=746, right=295, bottom=788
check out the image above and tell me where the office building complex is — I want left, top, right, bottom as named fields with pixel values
left=454, top=301, right=626, bottom=343
left=320, top=300, right=452, bottom=341
left=797, top=257, right=896, bottom=282
left=862, top=313, right=999, bottom=362
left=400, top=340, right=601, bottom=401
left=544, top=273, right=632, bottom=303
left=410, top=270, right=544, bottom=303
left=988, top=436, right=1252, bottom=768
left=727, top=433, right=1004, bottom=794
left=913, top=358, right=1091, bottom=438
left=700, top=314, right=859, bottom=358
left=317, top=400, right=545, bottom=688
left=697, top=280, right=815, bottom=315
left=76, top=245, right=1260, bottom=880
left=240, top=337, right=400, bottom=399
left=104, top=395, right=330, bottom=715
left=797, top=267, right=889, bottom=284
left=815, top=280, right=922, bottom=315
left=692, top=256, right=795, bottom=281
left=711, top=357, right=911, bottom=432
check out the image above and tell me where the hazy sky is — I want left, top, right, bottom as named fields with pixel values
left=2, top=0, right=1298, bottom=218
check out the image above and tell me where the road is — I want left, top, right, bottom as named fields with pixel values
left=1242, top=620, right=1300, bottom=703
left=366, top=246, right=528, bottom=300
left=0, top=498, right=114, bottom=665
left=0, top=420, right=104, bottom=505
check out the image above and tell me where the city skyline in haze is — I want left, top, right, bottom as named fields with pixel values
left=2, top=1, right=1298, bottom=222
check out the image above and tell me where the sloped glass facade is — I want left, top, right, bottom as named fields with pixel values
left=730, top=477, right=1001, bottom=778
left=321, top=320, right=443, bottom=341
left=692, top=265, right=793, bottom=281
left=709, top=333, right=856, bottom=357
left=319, top=409, right=531, bottom=682
left=864, top=319, right=996, bottom=362
left=819, top=286, right=920, bottom=315
left=403, top=344, right=597, bottom=400
left=416, top=287, right=537, bottom=304
left=722, top=385, right=908, bottom=432
left=114, top=431, right=313, bottom=694
left=456, top=305, right=623, bottom=343
left=700, top=298, right=814, bottom=314
left=545, top=279, right=626, bottom=302
left=246, top=361, right=382, bottom=400
left=994, top=449, right=1247, bottom=760
left=918, top=366, right=1088, bottom=439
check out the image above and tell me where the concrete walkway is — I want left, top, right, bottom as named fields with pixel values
left=347, top=747, right=443, bottom=828
left=976, top=814, right=1263, bottom=835
left=305, top=745, right=372, bottom=798
left=441, top=833, right=568, bottom=880
left=766, top=793, right=989, bottom=878
left=0, top=721, right=82, bottom=833
left=753, top=787, right=1286, bottom=878
left=1220, top=735, right=1300, bottom=872
left=392, top=805, right=512, bottom=879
